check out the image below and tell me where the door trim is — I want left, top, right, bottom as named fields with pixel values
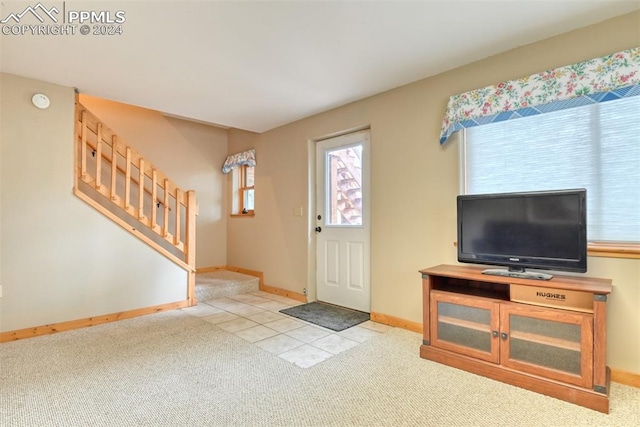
left=307, top=126, right=371, bottom=306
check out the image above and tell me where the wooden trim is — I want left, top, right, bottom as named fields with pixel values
left=196, top=265, right=228, bottom=274
left=420, top=344, right=609, bottom=413
left=110, top=135, right=118, bottom=201
left=260, top=283, right=307, bottom=303
left=0, top=300, right=189, bottom=343
left=422, top=274, right=431, bottom=342
left=124, top=146, right=132, bottom=210
left=593, top=298, right=608, bottom=390
left=452, top=240, right=640, bottom=259
left=187, top=271, right=197, bottom=307
left=151, top=169, right=158, bottom=226
left=81, top=111, right=87, bottom=178
left=163, top=179, right=169, bottom=238
left=74, top=106, right=80, bottom=188
left=73, top=188, right=193, bottom=272
left=611, top=369, right=640, bottom=388
left=95, top=123, right=103, bottom=189
left=238, top=165, right=255, bottom=214
left=174, top=188, right=182, bottom=245
left=370, top=312, right=423, bottom=333
left=138, top=158, right=145, bottom=220
left=588, top=242, right=640, bottom=259
left=185, top=190, right=197, bottom=305
left=196, top=266, right=263, bottom=281
left=230, top=213, right=255, bottom=218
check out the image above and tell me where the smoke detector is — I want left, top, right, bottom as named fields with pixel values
left=32, top=93, right=50, bottom=109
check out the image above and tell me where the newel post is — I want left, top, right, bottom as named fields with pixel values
left=185, top=190, right=197, bottom=306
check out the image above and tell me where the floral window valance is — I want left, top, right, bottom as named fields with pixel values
left=439, top=47, right=640, bottom=144
left=222, top=149, right=256, bottom=174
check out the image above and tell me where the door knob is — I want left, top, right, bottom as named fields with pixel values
left=315, top=226, right=322, bottom=233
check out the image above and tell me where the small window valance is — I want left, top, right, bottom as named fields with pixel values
left=439, top=48, right=640, bottom=144
left=222, top=149, right=256, bottom=174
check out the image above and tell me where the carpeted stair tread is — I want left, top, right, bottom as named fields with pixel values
left=196, top=270, right=259, bottom=301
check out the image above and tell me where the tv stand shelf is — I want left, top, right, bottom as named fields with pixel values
left=419, top=264, right=612, bottom=413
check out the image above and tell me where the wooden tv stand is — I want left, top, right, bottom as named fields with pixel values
left=419, top=264, right=612, bottom=413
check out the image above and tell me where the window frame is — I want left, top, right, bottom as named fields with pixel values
left=230, top=164, right=255, bottom=217
left=239, top=164, right=254, bottom=215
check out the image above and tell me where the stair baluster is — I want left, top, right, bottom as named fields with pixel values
left=73, top=101, right=197, bottom=305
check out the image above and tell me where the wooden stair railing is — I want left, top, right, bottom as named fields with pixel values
left=73, top=101, right=197, bottom=305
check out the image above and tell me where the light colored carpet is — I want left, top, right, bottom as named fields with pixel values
left=196, top=270, right=260, bottom=301
left=1, top=310, right=638, bottom=426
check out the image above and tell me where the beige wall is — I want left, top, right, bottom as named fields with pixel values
left=227, top=12, right=640, bottom=374
left=79, top=95, right=229, bottom=269
left=0, top=71, right=3, bottom=300
left=0, top=74, right=187, bottom=332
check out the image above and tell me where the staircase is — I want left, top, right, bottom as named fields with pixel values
left=196, top=270, right=260, bottom=301
left=73, top=101, right=197, bottom=305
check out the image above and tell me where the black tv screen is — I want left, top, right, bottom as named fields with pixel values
left=457, top=189, right=587, bottom=278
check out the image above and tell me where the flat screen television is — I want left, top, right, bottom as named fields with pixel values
left=457, top=189, right=587, bottom=280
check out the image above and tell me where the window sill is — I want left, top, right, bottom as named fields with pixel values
left=454, top=241, right=640, bottom=259
left=588, top=243, right=640, bottom=259
left=230, top=213, right=255, bottom=218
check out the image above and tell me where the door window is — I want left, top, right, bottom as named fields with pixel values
left=325, top=144, right=363, bottom=226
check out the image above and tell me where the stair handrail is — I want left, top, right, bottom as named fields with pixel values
left=73, top=101, right=197, bottom=305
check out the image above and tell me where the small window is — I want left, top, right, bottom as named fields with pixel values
left=232, top=165, right=255, bottom=215
left=241, top=165, right=255, bottom=214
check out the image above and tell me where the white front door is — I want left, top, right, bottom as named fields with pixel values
left=315, top=130, right=370, bottom=312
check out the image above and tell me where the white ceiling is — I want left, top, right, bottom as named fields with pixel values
left=1, top=1, right=639, bottom=132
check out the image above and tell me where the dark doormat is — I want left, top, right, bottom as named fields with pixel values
left=280, top=302, right=370, bottom=332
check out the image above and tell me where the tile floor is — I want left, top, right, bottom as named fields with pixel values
left=182, top=290, right=392, bottom=368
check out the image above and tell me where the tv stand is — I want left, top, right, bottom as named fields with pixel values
left=482, top=268, right=553, bottom=281
left=419, top=264, right=612, bottom=413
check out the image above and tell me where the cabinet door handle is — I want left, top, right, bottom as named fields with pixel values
left=492, top=331, right=499, bottom=338
left=501, top=332, right=508, bottom=340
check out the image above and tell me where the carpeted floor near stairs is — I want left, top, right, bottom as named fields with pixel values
left=195, top=270, right=260, bottom=301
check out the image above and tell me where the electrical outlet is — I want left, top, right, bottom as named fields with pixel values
left=303, top=288, right=307, bottom=295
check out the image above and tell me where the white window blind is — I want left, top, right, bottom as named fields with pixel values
left=463, top=95, right=640, bottom=243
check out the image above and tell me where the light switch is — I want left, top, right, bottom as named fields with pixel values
left=293, top=206, right=303, bottom=217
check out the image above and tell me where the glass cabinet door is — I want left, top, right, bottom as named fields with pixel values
left=430, top=291, right=500, bottom=363
left=500, top=303, right=593, bottom=388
